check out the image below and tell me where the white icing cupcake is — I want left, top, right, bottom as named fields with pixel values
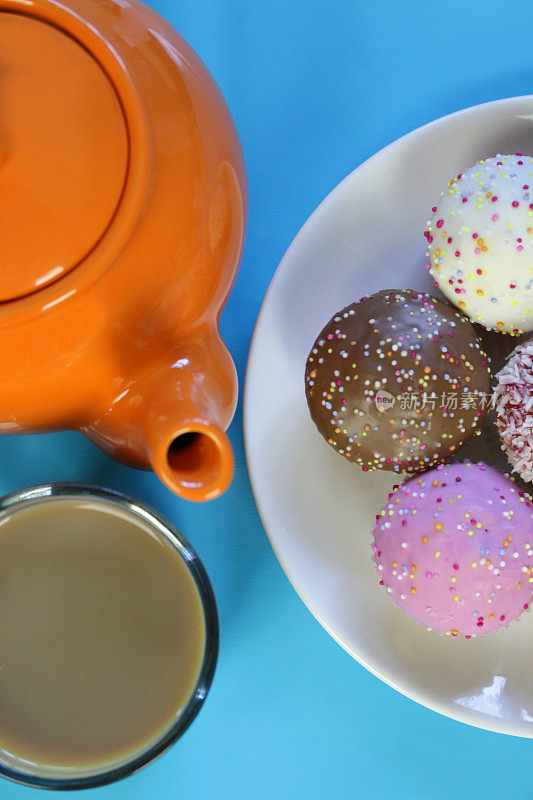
left=426, top=154, right=533, bottom=335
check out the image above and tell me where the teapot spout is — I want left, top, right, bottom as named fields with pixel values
left=84, top=338, right=236, bottom=502
left=146, top=399, right=234, bottom=502
left=141, top=355, right=235, bottom=501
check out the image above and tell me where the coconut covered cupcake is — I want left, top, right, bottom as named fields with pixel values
left=372, top=461, right=533, bottom=637
left=494, top=339, right=533, bottom=483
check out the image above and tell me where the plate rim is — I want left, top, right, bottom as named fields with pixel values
left=243, top=93, right=533, bottom=738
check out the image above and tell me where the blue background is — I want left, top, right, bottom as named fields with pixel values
left=6, top=1, right=533, bottom=798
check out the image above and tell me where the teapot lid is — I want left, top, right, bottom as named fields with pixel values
left=0, top=13, right=128, bottom=301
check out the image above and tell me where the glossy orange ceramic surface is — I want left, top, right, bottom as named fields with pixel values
left=0, top=0, right=246, bottom=501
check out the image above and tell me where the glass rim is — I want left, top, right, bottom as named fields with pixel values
left=0, top=482, right=219, bottom=791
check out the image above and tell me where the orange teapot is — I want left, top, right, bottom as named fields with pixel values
left=0, top=0, right=246, bottom=501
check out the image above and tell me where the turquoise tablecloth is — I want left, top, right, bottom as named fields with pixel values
left=7, top=1, right=533, bottom=798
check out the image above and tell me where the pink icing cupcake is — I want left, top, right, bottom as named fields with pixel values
left=372, top=461, right=533, bottom=637
left=494, top=340, right=533, bottom=483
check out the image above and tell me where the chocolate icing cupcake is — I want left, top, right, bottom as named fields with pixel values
left=305, top=289, right=491, bottom=473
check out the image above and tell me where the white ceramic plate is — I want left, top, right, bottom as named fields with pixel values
left=244, top=96, right=533, bottom=737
